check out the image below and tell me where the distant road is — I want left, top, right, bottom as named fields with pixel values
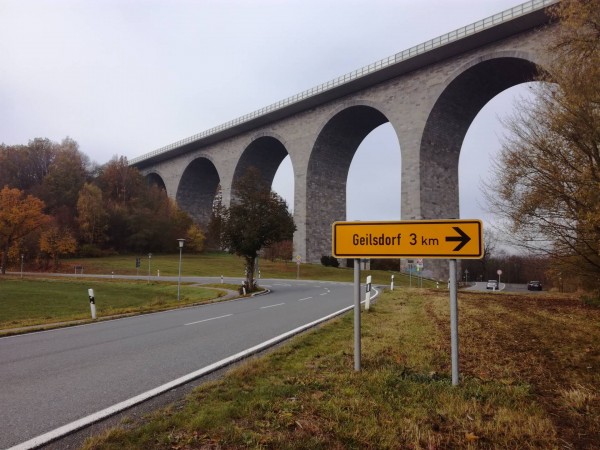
left=0, top=278, right=367, bottom=449
left=466, top=282, right=535, bottom=293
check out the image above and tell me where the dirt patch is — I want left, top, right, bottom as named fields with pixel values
left=424, top=291, right=600, bottom=449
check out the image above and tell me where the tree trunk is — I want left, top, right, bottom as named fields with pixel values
left=0, top=249, right=6, bottom=275
left=245, top=255, right=256, bottom=292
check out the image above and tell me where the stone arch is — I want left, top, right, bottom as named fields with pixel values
left=145, top=172, right=167, bottom=193
left=419, top=55, right=543, bottom=221
left=231, top=135, right=291, bottom=199
left=176, top=157, right=220, bottom=227
left=306, top=104, right=391, bottom=262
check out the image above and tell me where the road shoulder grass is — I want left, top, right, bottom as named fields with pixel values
left=82, top=289, right=598, bottom=449
left=0, top=277, right=232, bottom=334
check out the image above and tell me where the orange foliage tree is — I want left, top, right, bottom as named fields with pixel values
left=0, top=186, right=49, bottom=274
left=39, top=224, right=77, bottom=270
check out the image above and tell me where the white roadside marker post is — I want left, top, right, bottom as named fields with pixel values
left=365, top=275, right=372, bottom=310
left=88, top=288, right=96, bottom=320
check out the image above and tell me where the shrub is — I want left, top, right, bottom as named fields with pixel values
left=320, top=255, right=339, bottom=268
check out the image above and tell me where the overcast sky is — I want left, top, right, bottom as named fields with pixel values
left=0, top=0, right=534, bottom=227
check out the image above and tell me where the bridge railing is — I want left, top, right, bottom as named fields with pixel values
left=129, top=0, right=557, bottom=166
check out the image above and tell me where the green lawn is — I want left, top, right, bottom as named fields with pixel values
left=0, top=277, right=224, bottom=331
left=0, top=252, right=434, bottom=330
left=1, top=252, right=435, bottom=333
left=59, top=252, right=434, bottom=287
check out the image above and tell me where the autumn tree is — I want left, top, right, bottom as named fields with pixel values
left=221, top=168, right=296, bottom=291
left=96, top=155, right=144, bottom=204
left=485, top=0, right=600, bottom=288
left=0, top=186, right=49, bottom=274
left=124, top=185, right=193, bottom=253
left=0, top=143, right=199, bottom=257
left=95, top=157, right=194, bottom=253
left=77, top=183, right=108, bottom=246
left=39, top=224, right=77, bottom=270
left=185, top=223, right=206, bottom=253
left=206, top=185, right=225, bottom=251
left=0, top=138, right=57, bottom=192
left=39, top=138, right=89, bottom=222
left=263, top=240, right=293, bottom=261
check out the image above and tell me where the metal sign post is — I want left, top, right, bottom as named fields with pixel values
left=354, top=259, right=361, bottom=371
left=449, top=259, right=459, bottom=385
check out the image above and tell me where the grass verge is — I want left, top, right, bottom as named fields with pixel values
left=0, top=277, right=227, bottom=332
left=82, top=289, right=599, bottom=449
left=57, top=252, right=433, bottom=287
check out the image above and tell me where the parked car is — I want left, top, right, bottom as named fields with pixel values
left=486, top=280, right=499, bottom=290
left=527, top=281, right=542, bottom=291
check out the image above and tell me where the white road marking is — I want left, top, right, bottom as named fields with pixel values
left=298, top=297, right=313, bottom=301
left=184, top=314, right=232, bottom=326
left=260, top=303, right=285, bottom=309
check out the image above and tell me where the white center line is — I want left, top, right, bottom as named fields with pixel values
left=261, top=303, right=285, bottom=309
left=319, top=292, right=328, bottom=296
left=185, top=314, right=232, bottom=326
left=298, top=297, right=313, bottom=301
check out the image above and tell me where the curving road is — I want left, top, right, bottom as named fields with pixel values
left=0, top=278, right=368, bottom=449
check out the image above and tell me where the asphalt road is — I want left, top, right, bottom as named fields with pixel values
left=466, top=282, right=541, bottom=293
left=0, top=278, right=362, bottom=449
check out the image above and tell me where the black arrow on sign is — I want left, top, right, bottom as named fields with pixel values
left=445, top=226, right=471, bottom=251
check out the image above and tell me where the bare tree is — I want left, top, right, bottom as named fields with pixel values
left=485, top=0, right=600, bottom=288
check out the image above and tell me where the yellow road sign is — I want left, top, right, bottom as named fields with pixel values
left=332, top=220, right=483, bottom=259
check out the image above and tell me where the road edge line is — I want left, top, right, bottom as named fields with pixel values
left=9, top=288, right=379, bottom=450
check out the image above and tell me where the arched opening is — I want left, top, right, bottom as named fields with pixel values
left=419, top=57, right=540, bottom=221
left=306, top=105, right=396, bottom=262
left=460, top=82, right=539, bottom=221
left=272, top=155, right=294, bottom=212
left=232, top=136, right=290, bottom=201
left=145, top=172, right=166, bottom=192
left=347, top=123, right=401, bottom=221
left=176, top=157, right=220, bottom=228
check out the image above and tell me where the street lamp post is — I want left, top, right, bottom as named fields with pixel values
left=147, top=253, right=152, bottom=284
left=177, top=239, right=185, bottom=301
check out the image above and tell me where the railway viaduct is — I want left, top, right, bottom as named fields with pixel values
left=130, top=0, right=558, bottom=278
